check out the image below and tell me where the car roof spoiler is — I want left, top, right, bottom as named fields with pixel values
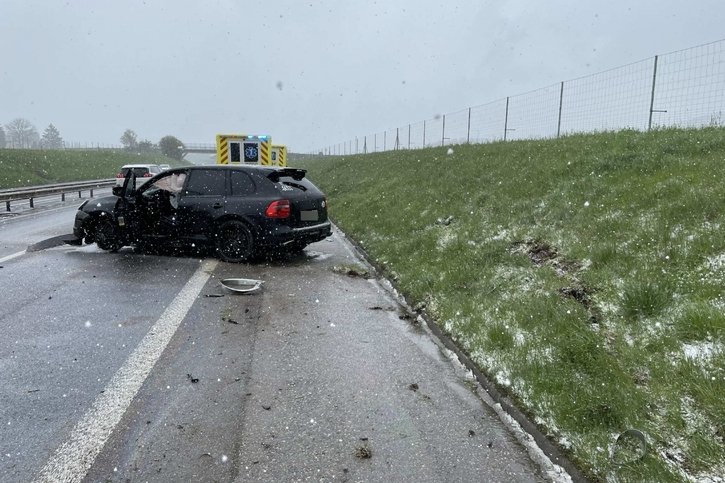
left=267, top=168, right=306, bottom=182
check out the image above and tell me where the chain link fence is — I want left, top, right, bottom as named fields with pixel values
left=317, top=39, right=725, bottom=155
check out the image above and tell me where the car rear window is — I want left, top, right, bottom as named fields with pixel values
left=276, top=176, right=314, bottom=192
left=122, top=167, right=149, bottom=176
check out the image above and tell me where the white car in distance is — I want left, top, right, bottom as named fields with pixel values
left=115, top=164, right=162, bottom=187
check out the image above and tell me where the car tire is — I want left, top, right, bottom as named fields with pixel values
left=215, top=220, right=254, bottom=262
left=95, top=219, right=123, bottom=252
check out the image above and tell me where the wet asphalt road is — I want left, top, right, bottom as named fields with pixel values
left=0, top=205, right=548, bottom=482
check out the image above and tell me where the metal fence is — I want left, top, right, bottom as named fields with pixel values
left=316, top=39, right=725, bottom=155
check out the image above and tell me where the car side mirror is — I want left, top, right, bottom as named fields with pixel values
left=112, top=186, right=123, bottom=196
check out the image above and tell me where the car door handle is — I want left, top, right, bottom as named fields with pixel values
left=212, top=202, right=223, bottom=209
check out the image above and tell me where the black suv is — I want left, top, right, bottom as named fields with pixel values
left=72, top=165, right=332, bottom=262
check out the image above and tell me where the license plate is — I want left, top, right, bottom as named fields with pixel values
left=300, top=210, right=319, bottom=221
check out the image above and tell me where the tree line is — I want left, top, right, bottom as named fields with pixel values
left=0, top=118, right=63, bottom=149
left=119, top=129, right=184, bottom=160
left=0, top=119, right=185, bottom=160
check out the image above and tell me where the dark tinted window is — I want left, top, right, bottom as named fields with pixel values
left=230, top=171, right=255, bottom=195
left=277, top=176, right=314, bottom=192
left=184, top=170, right=226, bottom=196
left=122, top=167, right=149, bottom=177
left=230, top=142, right=241, bottom=162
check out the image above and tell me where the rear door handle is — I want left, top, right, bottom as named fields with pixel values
left=212, top=202, right=223, bottom=209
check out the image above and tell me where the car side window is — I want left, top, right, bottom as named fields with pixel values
left=184, top=170, right=226, bottom=196
left=230, top=171, right=256, bottom=196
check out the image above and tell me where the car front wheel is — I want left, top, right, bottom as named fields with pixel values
left=95, top=219, right=123, bottom=252
left=215, top=220, right=254, bottom=262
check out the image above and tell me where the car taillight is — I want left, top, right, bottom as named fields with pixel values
left=143, top=172, right=153, bottom=177
left=116, top=172, right=124, bottom=178
left=265, top=199, right=290, bottom=218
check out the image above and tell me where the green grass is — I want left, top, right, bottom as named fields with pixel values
left=0, top=149, right=189, bottom=189
left=297, top=127, right=725, bottom=482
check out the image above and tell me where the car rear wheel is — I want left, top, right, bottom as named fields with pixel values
left=215, top=220, right=254, bottom=262
left=95, top=219, right=123, bottom=252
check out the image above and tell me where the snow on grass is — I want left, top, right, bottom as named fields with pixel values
left=436, top=227, right=457, bottom=250
left=682, top=341, right=722, bottom=363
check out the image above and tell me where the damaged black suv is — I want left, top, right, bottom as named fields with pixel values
left=72, top=165, right=332, bottom=262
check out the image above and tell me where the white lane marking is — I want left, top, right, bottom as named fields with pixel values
left=34, top=259, right=218, bottom=483
left=0, top=250, right=26, bottom=263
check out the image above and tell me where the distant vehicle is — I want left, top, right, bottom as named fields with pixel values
left=159, top=164, right=171, bottom=170
left=216, top=134, right=272, bottom=165
left=271, top=144, right=288, bottom=167
left=115, top=164, right=162, bottom=187
left=73, top=165, right=332, bottom=262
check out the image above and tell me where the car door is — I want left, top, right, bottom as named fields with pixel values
left=175, top=169, right=228, bottom=240
left=117, top=170, right=187, bottom=242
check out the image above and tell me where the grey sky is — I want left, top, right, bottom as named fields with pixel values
left=1, top=0, right=723, bottom=152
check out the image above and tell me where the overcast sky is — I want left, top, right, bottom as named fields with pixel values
left=1, top=0, right=724, bottom=152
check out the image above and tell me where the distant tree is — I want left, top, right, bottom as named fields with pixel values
left=6, top=118, right=39, bottom=148
left=40, top=123, right=64, bottom=149
left=159, top=135, right=184, bottom=160
left=120, top=129, right=138, bottom=150
left=0, top=125, right=5, bottom=148
left=137, top=139, right=156, bottom=153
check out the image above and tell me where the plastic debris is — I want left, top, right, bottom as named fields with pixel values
left=221, top=278, right=264, bottom=293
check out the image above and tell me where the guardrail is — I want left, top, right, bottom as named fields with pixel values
left=0, top=179, right=115, bottom=212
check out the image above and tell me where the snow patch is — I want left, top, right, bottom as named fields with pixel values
left=682, top=341, right=721, bottom=362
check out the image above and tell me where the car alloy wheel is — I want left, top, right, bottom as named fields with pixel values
left=95, top=219, right=123, bottom=252
left=215, top=220, right=254, bottom=262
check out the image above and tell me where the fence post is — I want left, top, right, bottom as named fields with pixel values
left=648, top=55, right=659, bottom=130
left=557, top=81, right=564, bottom=138
left=504, top=97, right=510, bottom=141
left=395, top=128, right=400, bottom=150
left=441, top=115, right=446, bottom=146
left=374, top=133, right=377, bottom=152
left=467, top=107, right=471, bottom=143
left=408, top=124, right=411, bottom=149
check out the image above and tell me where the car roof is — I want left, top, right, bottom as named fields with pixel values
left=121, top=164, right=160, bottom=168
left=171, top=165, right=296, bottom=172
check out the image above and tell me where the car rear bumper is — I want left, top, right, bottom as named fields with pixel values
left=287, top=221, right=333, bottom=244
left=257, top=221, right=332, bottom=247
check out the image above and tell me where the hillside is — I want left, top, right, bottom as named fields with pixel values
left=297, top=128, right=725, bottom=482
left=0, top=150, right=188, bottom=189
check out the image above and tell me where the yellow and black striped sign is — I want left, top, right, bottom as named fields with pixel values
left=260, top=141, right=271, bottom=166
left=216, top=134, right=272, bottom=165
left=271, top=145, right=288, bottom=167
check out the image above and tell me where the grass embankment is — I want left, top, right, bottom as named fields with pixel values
left=0, top=150, right=188, bottom=189
left=297, top=128, right=725, bottom=482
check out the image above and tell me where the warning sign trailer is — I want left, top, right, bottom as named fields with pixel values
left=216, top=134, right=272, bottom=165
left=271, top=144, right=288, bottom=167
